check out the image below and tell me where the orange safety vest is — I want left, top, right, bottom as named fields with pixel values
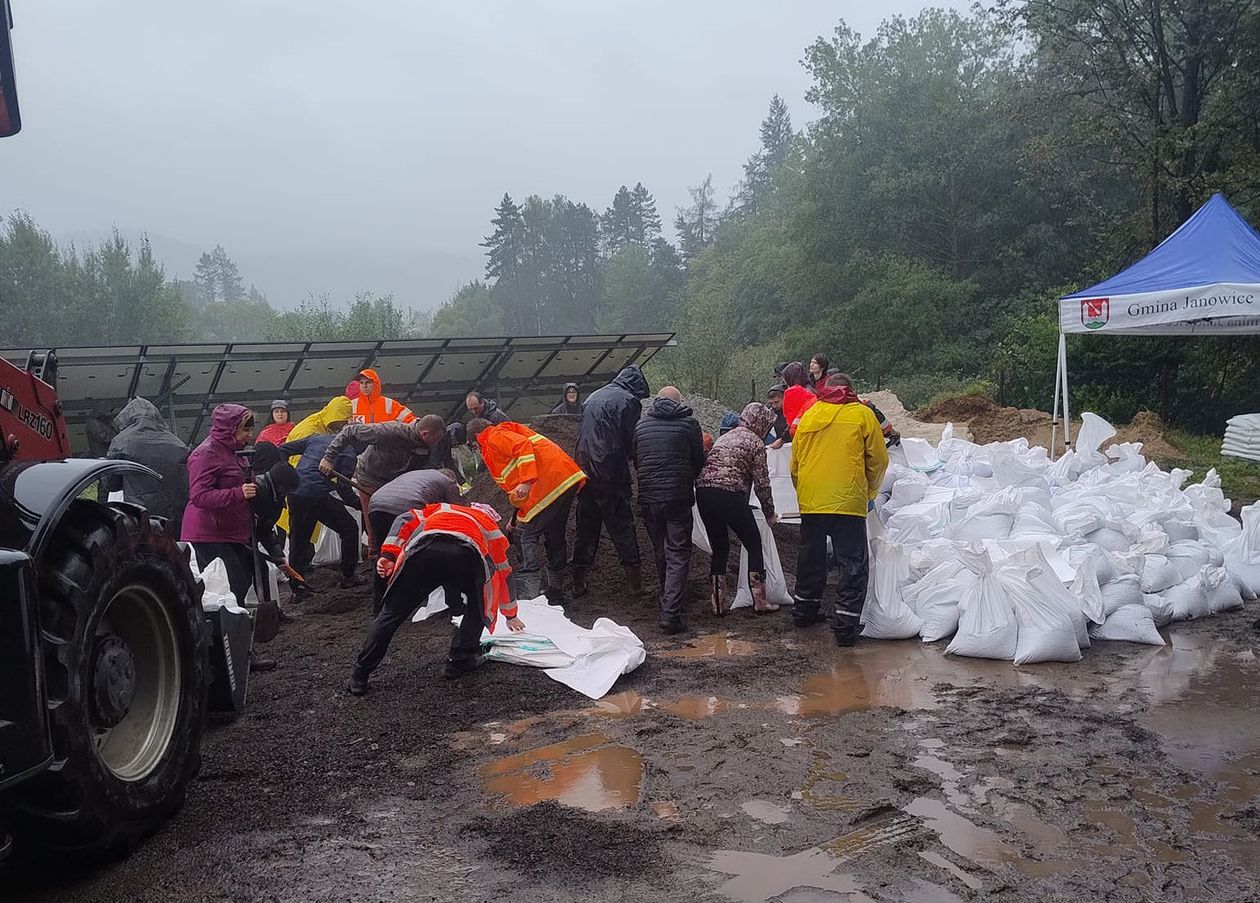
left=380, top=503, right=516, bottom=628
left=351, top=368, right=416, bottom=425
left=476, top=422, right=586, bottom=523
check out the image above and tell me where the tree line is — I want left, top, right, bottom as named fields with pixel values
left=435, top=2, right=1260, bottom=432
left=0, top=221, right=429, bottom=346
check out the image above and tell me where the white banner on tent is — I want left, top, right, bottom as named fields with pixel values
left=1060, top=283, right=1260, bottom=334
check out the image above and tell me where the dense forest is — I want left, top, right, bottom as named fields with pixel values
left=4, top=3, right=1259, bottom=431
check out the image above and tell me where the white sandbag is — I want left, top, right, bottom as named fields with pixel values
left=1184, top=469, right=1242, bottom=549
left=1205, top=567, right=1245, bottom=614
left=1085, top=523, right=1133, bottom=553
left=1165, top=571, right=1213, bottom=621
left=199, top=558, right=248, bottom=614
left=1066, top=544, right=1120, bottom=587
left=945, top=549, right=1018, bottom=660
left=690, top=504, right=712, bottom=555
left=861, top=539, right=925, bottom=640
left=311, top=507, right=364, bottom=567
left=1100, top=574, right=1144, bottom=617
left=1090, top=604, right=1165, bottom=646
left=480, top=597, right=645, bottom=699
left=1069, top=555, right=1107, bottom=625
left=1141, top=591, right=1174, bottom=627
left=1008, top=564, right=1083, bottom=665
left=1141, top=554, right=1182, bottom=594
left=1222, top=503, right=1260, bottom=596
left=888, top=474, right=929, bottom=509
left=904, top=559, right=968, bottom=643
left=1165, top=541, right=1217, bottom=582
left=1001, top=545, right=1091, bottom=649
left=763, top=444, right=801, bottom=521
left=732, top=509, right=793, bottom=610
left=1076, top=412, right=1117, bottom=465
left=901, top=437, right=943, bottom=473
left=1161, top=519, right=1200, bottom=542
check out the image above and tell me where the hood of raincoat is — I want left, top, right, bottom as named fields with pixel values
left=210, top=403, right=253, bottom=451
left=738, top=402, right=775, bottom=438
left=646, top=396, right=694, bottom=420
left=780, top=362, right=810, bottom=389
left=358, top=368, right=382, bottom=398
left=113, top=396, right=168, bottom=432
left=289, top=396, right=353, bottom=442
left=611, top=365, right=649, bottom=399
left=816, top=384, right=860, bottom=406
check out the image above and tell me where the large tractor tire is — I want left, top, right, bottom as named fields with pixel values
left=0, top=499, right=207, bottom=865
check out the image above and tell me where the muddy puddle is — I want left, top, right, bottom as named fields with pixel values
left=661, top=632, right=763, bottom=659
left=481, top=733, right=643, bottom=813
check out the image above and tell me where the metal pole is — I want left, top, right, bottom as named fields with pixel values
left=1051, top=333, right=1062, bottom=459
left=1059, top=333, right=1072, bottom=449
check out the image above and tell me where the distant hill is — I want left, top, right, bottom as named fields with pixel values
left=55, top=228, right=481, bottom=312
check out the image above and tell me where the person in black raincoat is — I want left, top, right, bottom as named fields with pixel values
left=105, top=397, right=190, bottom=536
left=632, top=387, right=704, bottom=633
left=571, top=364, right=648, bottom=596
left=551, top=382, right=582, bottom=415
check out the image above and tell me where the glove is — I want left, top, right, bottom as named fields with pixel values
left=867, top=499, right=875, bottom=512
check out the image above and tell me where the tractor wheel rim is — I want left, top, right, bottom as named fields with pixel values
left=92, top=583, right=182, bottom=781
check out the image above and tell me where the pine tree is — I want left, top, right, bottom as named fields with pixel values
left=674, top=174, right=719, bottom=261
left=631, top=182, right=662, bottom=242
left=210, top=245, right=244, bottom=301
left=601, top=185, right=637, bottom=253
left=736, top=95, right=793, bottom=215
left=193, top=251, right=218, bottom=305
left=480, top=194, right=529, bottom=334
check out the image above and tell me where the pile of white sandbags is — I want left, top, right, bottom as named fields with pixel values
left=1221, top=413, right=1260, bottom=463
left=864, top=412, right=1256, bottom=663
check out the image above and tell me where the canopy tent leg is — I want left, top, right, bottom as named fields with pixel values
left=1060, top=333, right=1072, bottom=449
left=1051, top=332, right=1063, bottom=459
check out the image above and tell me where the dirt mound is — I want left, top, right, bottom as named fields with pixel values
left=1112, top=410, right=1181, bottom=463
left=918, top=395, right=1053, bottom=445
left=865, top=391, right=969, bottom=443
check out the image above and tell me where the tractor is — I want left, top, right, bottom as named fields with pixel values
left=1, top=10, right=212, bottom=865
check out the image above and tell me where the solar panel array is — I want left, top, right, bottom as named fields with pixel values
left=1, top=334, right=675, bottom=452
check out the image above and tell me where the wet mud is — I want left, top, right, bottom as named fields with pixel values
left=8, top=572, right=1256, bottom=903
left=6, top=416, right=1258, bottom=901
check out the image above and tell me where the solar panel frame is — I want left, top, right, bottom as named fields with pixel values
left=2, top=333, right=675, bottom=452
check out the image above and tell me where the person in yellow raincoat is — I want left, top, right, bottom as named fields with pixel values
left=789, top=373, right=888, bottom=645
left=277, top=396, right=354, bottom=538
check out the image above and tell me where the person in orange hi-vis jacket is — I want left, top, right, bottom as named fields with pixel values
left=347, top=502, right=524, bottom=694
left=351, top=368, right=416, bottom=425
left=468, top=418, right=586, bottom=602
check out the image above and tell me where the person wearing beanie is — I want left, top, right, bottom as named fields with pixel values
left=257, top=399, right=295, bottom=445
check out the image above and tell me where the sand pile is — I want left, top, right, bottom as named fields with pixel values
left=918, top=395, right=1052, bottom=445
left=865, top=391, right=971, bottom=443
left=1112, top=410, right=1181, bottom=463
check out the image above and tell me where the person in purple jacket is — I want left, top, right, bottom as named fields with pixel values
left=182, top=404, right=256, bottom=582
left=182, top=404, right=278, bottom=670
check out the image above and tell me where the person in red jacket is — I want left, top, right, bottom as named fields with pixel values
left=347, top=502, right=526, bottom=694
left=256, top=399, right=294, bottom=445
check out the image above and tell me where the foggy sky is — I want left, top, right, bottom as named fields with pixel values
left=3, top=1, right=953, bottom=311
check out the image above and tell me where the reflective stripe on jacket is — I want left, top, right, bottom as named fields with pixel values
left=476, top=422, right=586, bottom=523
left=380, top=503, right=516, bottom=627
left=789, top=399, right=889, bottom=516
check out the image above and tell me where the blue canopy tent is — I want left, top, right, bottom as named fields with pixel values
left=1053, top=193, right=1260, bottom=453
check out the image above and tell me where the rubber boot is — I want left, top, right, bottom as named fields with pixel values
left=571, top=567, right=590, bottom=599
left=749, top=571, right=779, bottom=613
left=709, top=575, right=724, bottom=617
left=544, top=568, right=567, bottom=601
left=249, top=649, right=277, bottom=673
left=516, top=570, right=543, bottom=602
left=624, top=564, right=646, bottom=597
left=444, top=653, right=487, bottom=679
left=346, top=669, right=369, bottom=696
